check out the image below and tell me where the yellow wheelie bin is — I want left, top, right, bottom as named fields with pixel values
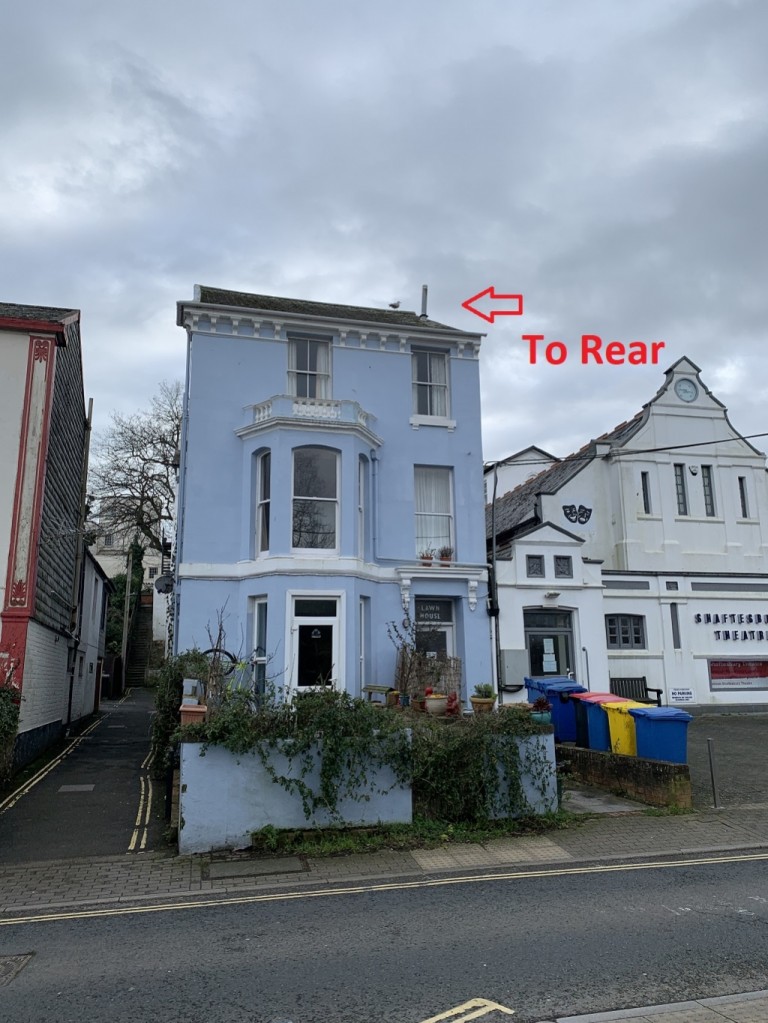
left=602, top=700, right=645, bottom=756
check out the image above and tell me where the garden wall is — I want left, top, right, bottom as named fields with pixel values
left=179, top=742, right=412, bottom=854
left=491, top=733, right=558, bottom=818
left=557, top=744, right=692, bottom=808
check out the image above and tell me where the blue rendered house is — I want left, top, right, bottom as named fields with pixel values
left=174, top=287, right=492, bottom=702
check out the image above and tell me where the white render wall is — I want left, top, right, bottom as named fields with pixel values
left=0, top=332, right=28, bottom=610
left=179, top=742, right=413, bottom=854
left=71, top=556, right=105, bottom=721
left=495, top=526, right=609, bottom=697
left=604, top=581, right=768, bottom=706
left=20, top=618, right=69, bottom=734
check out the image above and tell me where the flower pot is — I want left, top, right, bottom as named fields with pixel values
left=399, top=693, right=410, bottom=708
left=440, top=558, right=452, bottom=566
left=470, top=696, right=495, bottom=714
left=531, top=711, right=552, bottom=725
left=420, top=558, right=433, bottom=566
left=425, top=695, right=448, bottom=716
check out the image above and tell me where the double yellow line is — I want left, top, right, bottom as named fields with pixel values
left=128, top=750, right=155, bottom=852
left=3, top=849, right=768, bottom=928
left=0, top=714, right=105, bottom=816
left=0, top=687, right=134, bottom=815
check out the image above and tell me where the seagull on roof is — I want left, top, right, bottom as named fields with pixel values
left=388, top=301, right=400, bottom=309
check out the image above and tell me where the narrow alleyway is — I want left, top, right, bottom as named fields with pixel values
left=0, top=687, right=167, bottom=863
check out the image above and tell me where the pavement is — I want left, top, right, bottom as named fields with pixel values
left=1, top=690, right=768, bottom=1023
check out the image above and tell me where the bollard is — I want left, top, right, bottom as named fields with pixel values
left=707, top=737, right=722, bottom=809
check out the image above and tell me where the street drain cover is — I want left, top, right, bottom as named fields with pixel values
left=209, top=857, right=305, bottom=879
left=0, top=954, right=34, bottom=986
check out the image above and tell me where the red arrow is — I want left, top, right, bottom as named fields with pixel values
left=461, top=287, right=523, bottom=324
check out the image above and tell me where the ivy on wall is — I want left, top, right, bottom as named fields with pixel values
left=179, top=688, right=555, bottom=824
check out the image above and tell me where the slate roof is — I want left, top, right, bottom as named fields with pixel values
left=487, top=409, right=647, bottom=541
left=188, top=286, right=479, bottom=335
left=0, top=302, right=78, bottom=324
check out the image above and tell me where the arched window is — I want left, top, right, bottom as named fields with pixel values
left=292, top=447, right=339, bottom=550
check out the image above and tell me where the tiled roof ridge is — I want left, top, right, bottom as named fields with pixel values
left=193, top=285, right=477, bottom=335
left=0, top=302, right=79, bottom=323
left=487, top=407, right=646, bottom=541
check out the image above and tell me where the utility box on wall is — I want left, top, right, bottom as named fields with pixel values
left=501, top=649, right=529, bottom=689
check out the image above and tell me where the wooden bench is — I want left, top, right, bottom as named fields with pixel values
left=609, top=676, right=663, bottom=706
left=361, top=685, right=394, bottom=704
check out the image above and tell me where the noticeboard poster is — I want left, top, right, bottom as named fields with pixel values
left=708, top=659, right=768, bottom=691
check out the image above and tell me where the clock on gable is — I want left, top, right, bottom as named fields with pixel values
left=674, top=378, right=698, bottom=402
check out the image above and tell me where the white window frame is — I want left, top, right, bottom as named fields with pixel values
left=358, top=457, right=367, bottom=561
left=414, top=465, right=454, bottom=557
left=674, top=464, right=689, bottom=516
left=701, top=465, right=716, bottom=517
left=249, top=597, right=268, bottom=693
left=256, top=450, right=271, bottom=555
left=291, top=447, right=339, bottom=553
left=359, top=596, right=369, bottom=691
left=640, top=471, right=652, bottom=515
left=288, top=335, right=331, bottom=399
left=411, top=349, right=453, bottom=427
left=285, top=590, right=345, bottom=694
left=738, top=476, right=750, bottom=519
left=605, top=614, right=646, bottom=650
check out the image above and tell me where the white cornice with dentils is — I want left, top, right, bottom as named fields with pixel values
left=177, top=307, right=483, bottom=357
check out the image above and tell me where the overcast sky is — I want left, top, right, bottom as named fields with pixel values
left=3, top=0, right=766, bottom=462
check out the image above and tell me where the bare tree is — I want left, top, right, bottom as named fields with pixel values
left=89, top=380, right=182, bottom=555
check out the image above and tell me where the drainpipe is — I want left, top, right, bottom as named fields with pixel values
left=582, top=645, right=591, bottom=691
left=489, top=463, right=503, bottom=707
left=66, top=397, right=93, bottom=730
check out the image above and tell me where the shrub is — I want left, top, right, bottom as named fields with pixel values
left=150, top=650, right=210, bottom=778
left=0, top=686, right=21, bottom=783
left=179, top=689, right=554, bottom=823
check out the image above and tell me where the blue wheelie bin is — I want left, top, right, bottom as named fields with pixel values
left=628, top=706, right=693, bottom=764
left=524, top=677, right=545, bottom=704
left=524, top=677, right=587, bottom=742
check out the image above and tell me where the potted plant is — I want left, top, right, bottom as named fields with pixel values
left=438, top=545, right=454, bottom=564
left=530, top=695, right=552, bottom=725
left=424, top=687, right=448, bottom=716
left=419, top=548, right=435, bottom=565
left=470, top=683, right=495, bottom=714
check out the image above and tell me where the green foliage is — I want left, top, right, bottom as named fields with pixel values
left=180, top=688, right=555, bottom=824
left=182, top=688, right=412, bottom=820
left=410, top=710, right=552, bottom=822
left=150, top=650, right=210, bottom=778
left=473, top=683, right=494, bottom=698
left=0, top=686, right=21, bottom=783
left=105, top=544, right=144, bottom=656
left=251, top=812, right=573, bottom=857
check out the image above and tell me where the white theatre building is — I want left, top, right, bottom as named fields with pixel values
left=488, top=357, right=768, bottom=707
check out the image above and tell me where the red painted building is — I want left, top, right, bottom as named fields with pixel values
left=0, top=303, right=92, bottom=767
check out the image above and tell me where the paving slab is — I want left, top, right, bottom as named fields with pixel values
left=553, top=990, right=768, bottom=1022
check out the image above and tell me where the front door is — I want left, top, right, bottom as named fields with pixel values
left=291, top=597, right=340, bottom=690
left=524, top=609, right=574, bottom=677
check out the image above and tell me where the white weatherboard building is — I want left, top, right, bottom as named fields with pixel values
left=488, top=357, right=768, bottom=707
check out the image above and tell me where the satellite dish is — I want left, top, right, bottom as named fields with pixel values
left=154, top=574, right=174, bottom=594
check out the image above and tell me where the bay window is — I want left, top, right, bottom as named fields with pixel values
left=292, top=447, right=338, bottom=550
